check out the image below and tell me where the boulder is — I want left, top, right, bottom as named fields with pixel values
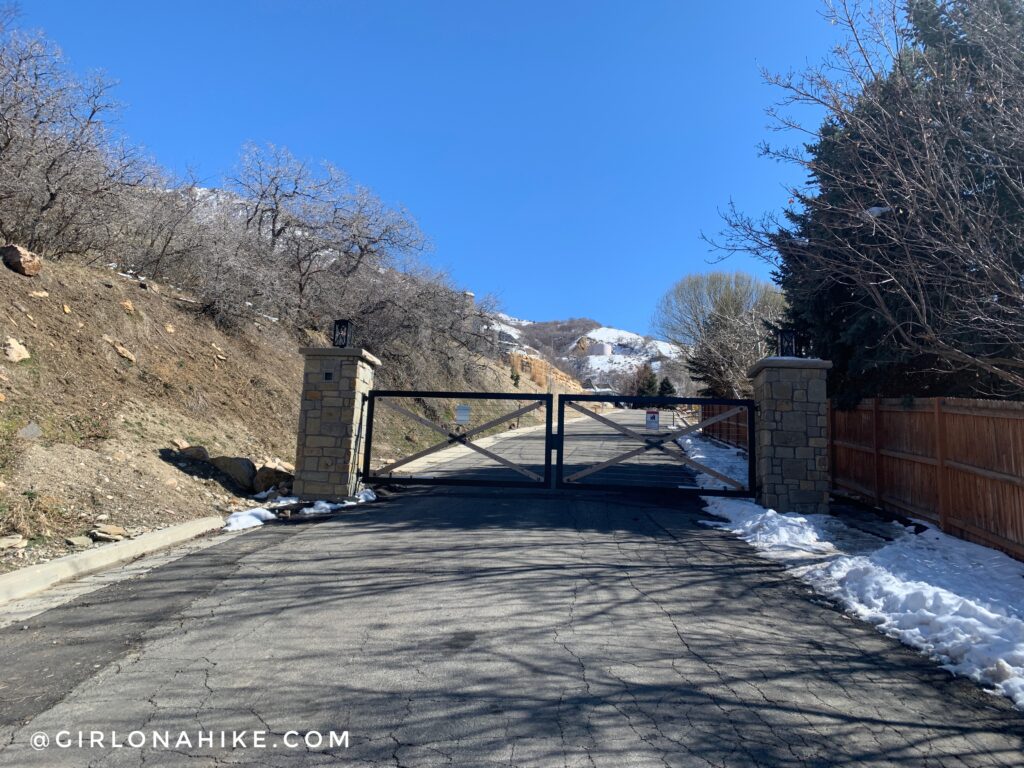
left=3, top=337, right=29, bottom=363
left=0, top=534, right=26, bottom=550
left=253, top=465, right=294, bottom=494
left=0, top=244, right=41, bottom=277
left=171, top=438, right=189, bottom=451
left=89, top=523, right=126, bottom=542
left=66, top=535, right=92, bottom=549
left=179, top=445, right=210, bottom=462
left=210, top=456, right=257, bottom=492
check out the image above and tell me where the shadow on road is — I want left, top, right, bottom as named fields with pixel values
left=2, top=485, right=1022, bottom=766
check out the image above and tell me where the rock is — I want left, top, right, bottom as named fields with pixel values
left=120, top=300, right=135, bottom=314
left=0, top=393, right=5, bottom=402
left=62, top=304, right=71, bottom=314
left=89, top=523, right=126, bottom=542
left=253, top=465, right=294, bottom=494
left=210, top=456, right=257, bottom=492
left=164, top=323, right=175, bottom=334
left=0, top=244, right=42, bottom=277
left=94, top=513, right=109, bottom=521
left=90, top=531, right=123, bottom=542
left=66, top=536, right=92, bottom=549
left=4, top=337, right=29, bottom=363
left=171, top=438, right=189, bottom=451
left=29, top=290, right=48, bottom=298
left=101, top=335, right=136, bottom=363
left=16, top=421, right=42, bottom=440
left=0, top=534, right=26, bottom=550
left=179, top=445, right=210, bottom=462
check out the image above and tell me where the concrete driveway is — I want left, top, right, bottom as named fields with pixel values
left=2, top=485, right=1023, bottom=766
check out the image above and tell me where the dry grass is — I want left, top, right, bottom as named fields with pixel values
left=0, top=259, right=304, bottom=559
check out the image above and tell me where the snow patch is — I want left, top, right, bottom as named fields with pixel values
left=223, top=507, right=277, bottom=532
left=222, top=489, right=379, bottom=529
left=683, top=434, right=1024, bottom=708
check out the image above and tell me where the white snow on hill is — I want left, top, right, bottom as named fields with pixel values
left=487, top=313, right=535, bottom=353
left=569, top=326, right=685, bottom=386
left=483, top=312, right=685, bottom=391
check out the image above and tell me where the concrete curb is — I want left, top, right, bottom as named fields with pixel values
left=0, top=515, right=225, bottom=606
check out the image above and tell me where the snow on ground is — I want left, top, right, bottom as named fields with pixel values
left=223, top=507, right=277, bottom=532
left=222, top=489, right=378, bottom=531
left=583, top=326, right=649, bottom=348
left=682, top=434, right=1024, bottom=708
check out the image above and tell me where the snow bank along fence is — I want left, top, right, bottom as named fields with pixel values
left=829, top=397, right=1024, bottom=561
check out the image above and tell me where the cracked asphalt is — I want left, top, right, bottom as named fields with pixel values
left=1, top=487, right=1023, bottom=767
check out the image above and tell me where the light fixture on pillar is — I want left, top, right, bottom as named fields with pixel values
left=332, top=319, right=352, bottom=349
left=777, top=329, right=797, bottom=358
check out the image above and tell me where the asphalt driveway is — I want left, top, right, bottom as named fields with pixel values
left=1, top=487, right=1022, bottom=767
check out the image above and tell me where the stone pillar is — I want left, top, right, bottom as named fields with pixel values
left=292, top=348, right=380, bottom=501
left=748, top=357, right=832, bottom=515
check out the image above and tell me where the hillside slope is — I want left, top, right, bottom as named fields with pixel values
left=489, top=313, right=685, bottom=390
left=0, top=261, right=587, bottom=573
left=0, top=259, right=305, bottom=572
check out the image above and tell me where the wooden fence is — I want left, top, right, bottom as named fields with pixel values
left=700, top=403, right=749, bottom=450
left=829, top=397, right=1024, bottom=560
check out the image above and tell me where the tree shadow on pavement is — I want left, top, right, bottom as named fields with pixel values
left=2, top=484, right=1022, bottom=767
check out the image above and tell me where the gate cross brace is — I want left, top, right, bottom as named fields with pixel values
left=563, top=402, right=746, bottom=489
left=374, top=399, right=545, bottom=481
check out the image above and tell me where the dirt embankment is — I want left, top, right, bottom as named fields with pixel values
left=0, top=259, right=304, bottom=572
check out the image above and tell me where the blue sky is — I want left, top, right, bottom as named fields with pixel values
left=20, top=1, right=838, bottom=334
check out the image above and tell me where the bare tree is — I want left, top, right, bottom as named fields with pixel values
left=715, top=0, right=1024, bottom=394
left=0, top=21, right=144, bottom=258
left=229, top=143, right=424, bottom=325
left=654, top=272, right=784, bottom=397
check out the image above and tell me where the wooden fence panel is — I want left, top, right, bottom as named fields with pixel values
left=829, top=396, right=1024, bottom=560
left=700, top=403, right=748, bottom=449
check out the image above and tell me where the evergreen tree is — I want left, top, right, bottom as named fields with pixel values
left=631, top=363, right=659, bottom=398
left=734, top=0, right=1024, bottom=403
left=657, top=377, right=677, bottom=397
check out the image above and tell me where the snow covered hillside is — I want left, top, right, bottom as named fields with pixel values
left=569, top=326, right=684, bottom=386
left=485, top=313, right=685, bottom=391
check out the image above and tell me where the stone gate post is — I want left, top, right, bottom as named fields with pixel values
left=748, top=357, right=832, bottom=515
left=292, top=347, right=381, bottom=501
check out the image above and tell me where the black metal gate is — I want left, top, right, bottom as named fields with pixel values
left=361, top=390, right=754, bottom=496
left=555, top=395, right=755, bottom=497
left=362, top=390, right=553, bottom=488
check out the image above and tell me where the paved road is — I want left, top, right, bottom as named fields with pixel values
left=1, top=487, right=1022, bottom=767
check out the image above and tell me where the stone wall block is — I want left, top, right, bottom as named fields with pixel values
left=749, top=357, right=832, bottom=515
left=293, top=348, right=381, bottom=500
